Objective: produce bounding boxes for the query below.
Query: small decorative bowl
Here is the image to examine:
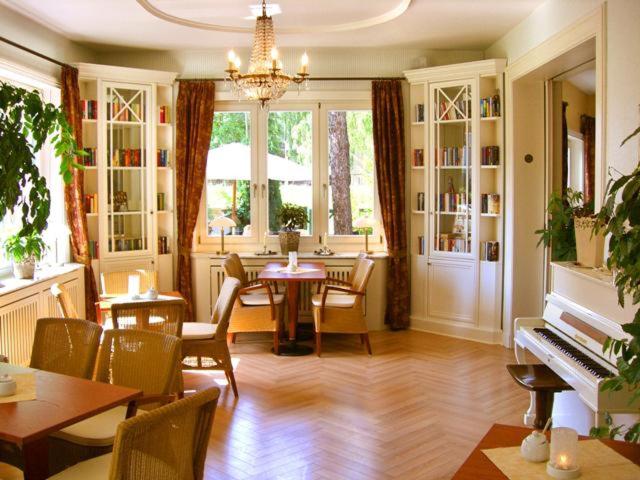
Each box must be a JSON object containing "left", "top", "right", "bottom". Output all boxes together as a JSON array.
[{"left": 0, "top": 374, "right": 17, "bottom": 397}]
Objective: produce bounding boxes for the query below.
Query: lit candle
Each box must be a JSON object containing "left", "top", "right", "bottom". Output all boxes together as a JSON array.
[
  {"left": 227, "top": 50, "right": 236, "bottom": 71},
  {"left": 547, "top": 427, "right": 580, "bottom": 478},
  {"left": 323, "top": 232, "right": 327, "bottom": 248},
  {"left": 271, "top": 47, "right": 279, "bottom": 70},
  {"left": 300, "top": 52, "right": 309, "bottom": 74}
]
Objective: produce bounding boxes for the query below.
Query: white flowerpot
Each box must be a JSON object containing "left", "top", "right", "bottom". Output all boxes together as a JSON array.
[
  {"left": 574, "top": 217, "right": 604, "bottom": 268},
  {"left": 13, "top": 257, "right": 36, "bottom": 279}
]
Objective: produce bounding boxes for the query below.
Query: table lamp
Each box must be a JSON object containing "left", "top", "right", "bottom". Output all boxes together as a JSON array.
[
  {"left": 208, "top": 216, "right": 236, "bottom": 255},
  {"left": 353, "top": 217, "right": 375, "bottom": 254}
]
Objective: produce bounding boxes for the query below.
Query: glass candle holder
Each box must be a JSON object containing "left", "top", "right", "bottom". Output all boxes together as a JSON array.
[{"left": 547, "top": 427, "right": 581, "bottom": 479}]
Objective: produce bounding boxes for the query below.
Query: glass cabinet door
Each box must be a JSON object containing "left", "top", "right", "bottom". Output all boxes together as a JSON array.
[
  {"left": 103, "top": 84, "right": 151, "bottom": 255},
  {"left": 431, "top": 83, "right": 472, "bottom": 255}
]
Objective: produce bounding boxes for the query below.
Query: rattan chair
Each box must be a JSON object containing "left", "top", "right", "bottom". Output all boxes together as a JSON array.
[
  {"left": 49, "top": 387, "right": 220, "bottom": 480},
  {"left": 100, "top": 269, "right": 158, "bottom": 297},
  {"left": 48, "top": 329, "right": 182, "bottom": 474},
  {"left": 317, "top": 252, "right": 368, "bottom": 295},
  {"left": 51, "top": 283, "right": 80, "bottom": 318},
  {"left": 223, "top": 254, "right": 284, "bottom": 354},
  {"left": 311, "top": 258, "right": 375, "bottom": 357},
  {"left": 110, "top": 298, "right": 186, "bottom": 337},
  {"left": 182, "top": 277, "right": 241, "bottom": 397},
  {"left": 30, "top": 318, "right": 103, "bottom": 379}
]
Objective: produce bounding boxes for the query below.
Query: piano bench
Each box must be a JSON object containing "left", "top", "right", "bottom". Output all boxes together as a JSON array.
[{"left": 506, "top": 364, "right": 573, "bottom": 429}]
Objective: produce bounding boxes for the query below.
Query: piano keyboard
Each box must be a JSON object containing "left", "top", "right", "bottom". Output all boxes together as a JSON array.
[{"left": 533, "top": 328, "right": 614, "bottom": 379}]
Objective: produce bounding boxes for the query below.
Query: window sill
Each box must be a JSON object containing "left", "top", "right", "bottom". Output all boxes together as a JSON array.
[
  {"left": 0, "top": 263, "right": 84, "bottom": 298},
  {"left": 190, "top": 251, "right": 389, "bottom": 260}
]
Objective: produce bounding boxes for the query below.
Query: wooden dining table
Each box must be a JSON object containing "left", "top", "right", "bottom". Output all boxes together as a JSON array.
[
  {"left": 95, "top": 290, "right": 184, "bottom": 325},
  {"left": 0, "top": 363, "right": 142, "bottom": 480},
  {"left": 259, "top": 262, "right": 326, "bottom": 356}
]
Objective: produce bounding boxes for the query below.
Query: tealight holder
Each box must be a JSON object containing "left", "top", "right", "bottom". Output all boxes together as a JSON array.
[{"left": 547, "top": 427, "right": 581, "bottom": 479}]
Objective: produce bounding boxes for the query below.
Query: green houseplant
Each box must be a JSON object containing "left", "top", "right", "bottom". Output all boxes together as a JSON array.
[
  {"left": 277, "top": 203, "right": 308, "bottom": 254},
  {"left": 589, "top": 126, "right": 640, "bottom": 443},
  {"left": 3, "top": 231, "right": 46, "bottom": 279}
]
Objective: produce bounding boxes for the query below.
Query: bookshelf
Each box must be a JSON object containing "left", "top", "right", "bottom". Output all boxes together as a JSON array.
[
  {"left": 404, "top": 59, "right": 506, "bottom": 344},
  {"left": 78, "top": 64, "right": 177, "bottom": 292}
]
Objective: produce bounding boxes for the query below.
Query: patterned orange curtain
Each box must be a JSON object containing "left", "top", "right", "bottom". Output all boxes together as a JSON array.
[
  {"left": 175, "top": 80, "right": 216, "bottom": 321},
  {"left": 581, "top": 114, "right": 596, "bottom": 206},
  {"left": 372, "top": 80, "right": 410, "bottom": 329},
  {"left": 60, "top": 65, "right": 99, "bottom": 322}
]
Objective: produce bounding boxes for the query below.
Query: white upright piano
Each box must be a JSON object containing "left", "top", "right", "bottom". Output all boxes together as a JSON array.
[{"left": 514, "top": 262, "right": 637, "bottom": 433}]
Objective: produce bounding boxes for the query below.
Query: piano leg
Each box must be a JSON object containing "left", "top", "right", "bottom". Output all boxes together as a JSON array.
[{"left": 514, "top": 341, "right": 537, "bottom": 427}]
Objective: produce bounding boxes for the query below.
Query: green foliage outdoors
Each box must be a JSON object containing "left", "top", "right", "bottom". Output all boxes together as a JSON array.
[
  {"left": 211, "top": 112, "right": 249, "bottom": 149},
  {"left": 3, "top": 230, "right": 46, "bottom": 263},
  {"left": 589, "top": 126, "right": 640, "bottom": 443},
  {"left": 0, "top": 81, "right": 83, "bottom": 236},
  {"left": 267, "top": 111, "right": 312, "bottom": 165},
  {"left": 277, "top": 203, "right": 308, "bottom": 231}
]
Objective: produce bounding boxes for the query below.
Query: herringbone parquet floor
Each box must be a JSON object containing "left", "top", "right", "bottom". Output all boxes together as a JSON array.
[{"left": 184, "top": 330, "right": 530, "bottom": 480}]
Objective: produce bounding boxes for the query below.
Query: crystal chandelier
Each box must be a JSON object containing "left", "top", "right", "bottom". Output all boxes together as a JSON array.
[{"left": 226, "top": 0, "right": 309, "bottom": 107}]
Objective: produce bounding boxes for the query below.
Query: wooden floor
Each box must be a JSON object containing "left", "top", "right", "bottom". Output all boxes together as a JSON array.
[{"left": 185, "top": 330, "right": 530, "bottom": 480}]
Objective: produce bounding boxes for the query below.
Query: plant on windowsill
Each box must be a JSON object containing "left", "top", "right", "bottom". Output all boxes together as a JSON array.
[
  {"left": 536, "top": 188, "right": 603, "bottom": 267},
  {"left": 277, "top": 203, "right": 308, "bottom": 254},
  {"left": 3, "top": 231, "right": 46, "bottom": 279},
  {"left": 590, "top": 125, "right": 640, "bottom": 443}
]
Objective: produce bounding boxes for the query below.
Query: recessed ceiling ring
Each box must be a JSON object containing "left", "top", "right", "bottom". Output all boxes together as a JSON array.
[{"left": 136, "top": 0, "right": 412, "bottom": 34}]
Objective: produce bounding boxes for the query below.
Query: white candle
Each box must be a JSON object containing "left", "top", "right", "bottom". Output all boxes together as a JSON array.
[
  {"left": 323, "top": 232, "right": 328, "bottom": 248},
  {"left": 263, "top": 231, "right": 267, "bottom": 249},
  {"left": 300, "top": 52, "right": 309, "bottom": 74},
  {"left": 227, "top": 50, "right": 236, "bottom": 71}
]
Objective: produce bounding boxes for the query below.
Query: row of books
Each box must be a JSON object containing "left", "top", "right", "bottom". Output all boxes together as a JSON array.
[
  {"left": 82, "top": 100, "right": 98, "bottom": 120},
  {"left": 437, "top": 146, "right": 470, "bottom": 166},
  {"left": 110, "top": 237, "right": 146, "bottom": 252},
  {"left": 416, "top": 192, "right": 425, "bottom": 211},
  {"left": 437, "top": 193, "right": 468, "bottom": 212},
  {"left": 157, "top": 149, "right": 170, "bottom": 167},
  {"left": 481, "top": 146, "right": 500, "bottom": 166},
  {"left": 158, "top": 236, "right": 170, "bottom": 255},
  {"left": 436, "top": 98, "right": 470, "bottom": 121},
  {"left": 417, "top": 236, "right": 425, "bottom": 255},
  {"left": 415, "top": 104, "right": 425, "bottom": 123},
  {"left": 107, "top": 101, "right": 143, "bottom": 121},
  {"left": 413, "top": 149, "right": 424, "bottom": 167},
  {"left": 159, "top": 105, "right": 170, "bottom": 124},
  {"left": 480, "top": 95, "right": 500, "bottom": 118},
  {"left": 110, "top": 148, "right": 145, "bottom": 167},
  {"left": 84, "top": 194, "right": 98, "bottom": 214},
  {"left": 437, "top": 234, "right": 469, "bottom": 253},
  {"left": 480, "top": 194, "right": 501, "bottom": 215},
  {"left": 83, "top": 148, "right": 97, "bottom": 166},
  {"left": 481, "top": 241, "right": 500, "bottom": 262},
  {"left": 157, "top": 193, "right": 166, "bottom": 211},
  {"left": 89, "top": 240, "right": 99, "bottom": 259}
]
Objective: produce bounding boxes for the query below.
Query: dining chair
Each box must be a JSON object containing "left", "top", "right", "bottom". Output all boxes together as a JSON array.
[
  {"left": 30, "top": 318, "right": 103, "bottom": 379},
  {"left": 222, "top": 254, "right": 285, "bottom": 354},
  {"left": 110, "top": 298, "right": 186, "bottom": 337},
  {"left": 51, "top": 283, "right": 80, "bottom": 318},
  {"left": 49, "top": 387, "right": 220, "bottom": 480},
  {"left": 317, "top": 252, "right": 368, "bottom": 295},
  {"left": 100, "top": 269, "right": 158, "bottom": 297},
  {"left": 48, "top": 329, "right": 182, "bottom": 474},
  {"left": 182, "top": 277, "right": 241, "bottom": 397},
  {"left": 311, "top": 258, "right": 375, "bottom": 357}
]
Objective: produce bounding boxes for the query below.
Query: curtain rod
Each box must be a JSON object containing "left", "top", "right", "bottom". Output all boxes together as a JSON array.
[
  {"left": 177, "top": 76, "right": 406, "bottom": 82},
  {"left": 0, "top": 36, "right": 69, "bottom": 69}
]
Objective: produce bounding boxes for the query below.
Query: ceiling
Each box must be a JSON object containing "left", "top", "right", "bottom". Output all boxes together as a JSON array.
[
  {"left": 2, "top": 0, "right": 545, "bottom": 51},
  {"left": 566, "top": 69, "right": 596, "bottom": 95}
]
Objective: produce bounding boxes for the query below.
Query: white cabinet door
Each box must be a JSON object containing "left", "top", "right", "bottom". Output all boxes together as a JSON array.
[
  {"left": 0, "top": 293, "right": 40, "bottom": 366},
  {"left": 427, "top": 259, "right": 476, "bottom": 324}
]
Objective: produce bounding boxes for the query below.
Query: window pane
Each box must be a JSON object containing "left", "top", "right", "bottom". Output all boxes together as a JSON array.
[
  {"left": 267, "top": 111, "right": 313, "bottom": 235},
  {"left": 328, "top": 110, "right": 374, "bottom": 235},
  {"left": 206, "top": 111, "right": 251, "bottom": 237}
]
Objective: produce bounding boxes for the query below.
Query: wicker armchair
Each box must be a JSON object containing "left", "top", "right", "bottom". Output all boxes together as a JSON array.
[
  {"left": 49, "top": 387, "right": 220, "bottom": 480},
  {"left": 311, "top": 258, "right": 375, "bottom": 357},
  {"left": 100, "top": 269, "right": 158, "bottom": 297},
  {"left": 317, "top": 252, "right": 368, "bottom": 295},
  {"left": 48, "top": 329, "right": 182, "bottom": 474},
  {"left": 30, "top": 318, "right": 103, "bottom": 379},
  {"left": 51, "top": 283, "right": 80, "bottom": 318},
  {"left": 182, "top": 277, "right": 241, "bottom": 397},
  {"left": 110, "top": 298, "right": 186, "bottom": 337},
  {"left": 223, "top": 254, "right": 284, "bottom": 354}
]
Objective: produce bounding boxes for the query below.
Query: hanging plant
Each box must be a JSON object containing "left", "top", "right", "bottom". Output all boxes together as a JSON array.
[{"left": 0, "top": 81, "right": 83, "bottom": 235}]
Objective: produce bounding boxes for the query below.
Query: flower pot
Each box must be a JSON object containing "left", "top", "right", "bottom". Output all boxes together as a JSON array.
[
  {"left": 574, "top": 217, "right": 604, "bottom": 268},
  {"left": 13, "top": 257, "right": 36, "bottom": 279},
  {"left": 278, "top": 231, "right": 300, "bottom": 254}
]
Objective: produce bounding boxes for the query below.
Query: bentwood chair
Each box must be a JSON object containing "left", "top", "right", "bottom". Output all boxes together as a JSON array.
[
  {"left": 182, "top": 277, "right": 241, "bottom": 397},
  {"left": 100, "top": 269, "right": 158, "bottom": 297},
  {"left": 50, "top": 387, "right": 220, "bottom": 480},
  {"left": 317, "top": 252, "right": 368, "bottom": 295},
  {"left": 30, "top": 318, "right": 103, "bottom": 379},
  {"left": 49, "top": 329, "right": 182, "bottom": 474},
  {"left": 51, "top": 283, "right": 80, "bottom": 318},
  {"left": 311, "top": 258, "right": 375, "bottom": 357},
  {"left": 223, "top": 254, "right": 285, "bottom": 354}
]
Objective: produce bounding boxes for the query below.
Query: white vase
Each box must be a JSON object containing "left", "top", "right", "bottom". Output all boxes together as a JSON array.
[
  {"left": 574, "top": 216, "right": 604, "bottom": 268},
  {"left": 13, "top": 257, "right": 36, "bottom": 279}
]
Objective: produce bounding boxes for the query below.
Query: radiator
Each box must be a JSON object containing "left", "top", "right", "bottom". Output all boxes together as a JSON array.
[{"left": 0, "top": 294, "right": 40, "bottom": 366}]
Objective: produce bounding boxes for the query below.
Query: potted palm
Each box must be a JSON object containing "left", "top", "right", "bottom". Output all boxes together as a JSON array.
[
  {"left": 4, "top": 231, "right": 46, "bottom": 279},
  {"left": 277, "top": 203, "right": 308, "bottom": 254}
]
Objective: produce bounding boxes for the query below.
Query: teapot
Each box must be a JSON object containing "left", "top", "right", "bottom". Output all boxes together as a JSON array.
[{"left": 520, "top": 430, "right": 550, "bottom": 463}]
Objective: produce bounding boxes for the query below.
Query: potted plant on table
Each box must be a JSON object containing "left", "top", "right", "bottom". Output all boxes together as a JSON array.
[
  {"left": 277, "top": 203, "right": 308, "bottom": 254},
  {"left": 3, "top": 231, "right": 46, "bottom": 279}
]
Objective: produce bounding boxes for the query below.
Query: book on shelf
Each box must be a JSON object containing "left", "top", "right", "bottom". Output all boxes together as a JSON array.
[
  {"left": 437, "top": 146, "right": 470, "bottom": 166},
  {"left": 84, "top": 193, "right": 98, "bottom": 214},
  {"left": 81, "top": 100, "right": 98, "bottom": 120},
  {"left": 480, "top": 94, "right": 500, "bottom": 118},
  {"left": 82, "top": 147, "right": 97, "bottom": 166},
  {"left": 416, "top": 192, "right": 425, "bottom": 211},
  {"left": 481, "top": 241, "right": 500, "bottom": 261},
  {"left": 415, "top": 104, "right": 424, "bottom": 123},
  {"left": 481, "top": 193, "right": 500, "bottom": 214},
  {"left": 481, "top": 146, "right": 500, "bottom": 166},
  {"left": 89, "top": 240, "right": 99, "bottom": 260},
  {"left": 109, "top": 148, "right": 144, "bottom": 167},
  {"left": 437, "top": 193, "right": 467, "bottom": 213},
  {"left": 413, "top": 148, "right": 424, "bottom": 167},
  {"left": 157, "top": 193, "right": 165, "bottom": 211},
  {"left": 109, "top": 237, "right": 145, "bottom": 252},
  {"left": 107, "top": 100, "right": 143, "bottom": 121},
  {"left": 437, "top": 233, "right": 469, "bottom": 253},
  {"left": 158, "top": 236, "right": 169, "bottom": 254},
  {"left": 417, "top": 235, "right": 425, "bottom": 255},
  {"left": 157, "top": 149, "right": 169, "bottom": 167},
  {"left": 159, "top": 105, "right": 170, "bottom": 124},
  {"left": 435, "top": 95, "right": 469, "bottom": 121}
]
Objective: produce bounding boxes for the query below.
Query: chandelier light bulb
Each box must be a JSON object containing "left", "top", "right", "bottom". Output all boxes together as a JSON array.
[
  {"left": 227, "top": 50, "right": 236, "bottom": 71},
  {"left": 271, "top": 47, "right": 279, "bottom": 60},
  {"left": 300, "top": 52, "right": 309, "bottom": 74}
]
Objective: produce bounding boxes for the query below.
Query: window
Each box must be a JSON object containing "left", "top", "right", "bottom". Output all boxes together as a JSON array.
[{"left": 327, "top": 110, "right": 374, "bottom": 235}]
